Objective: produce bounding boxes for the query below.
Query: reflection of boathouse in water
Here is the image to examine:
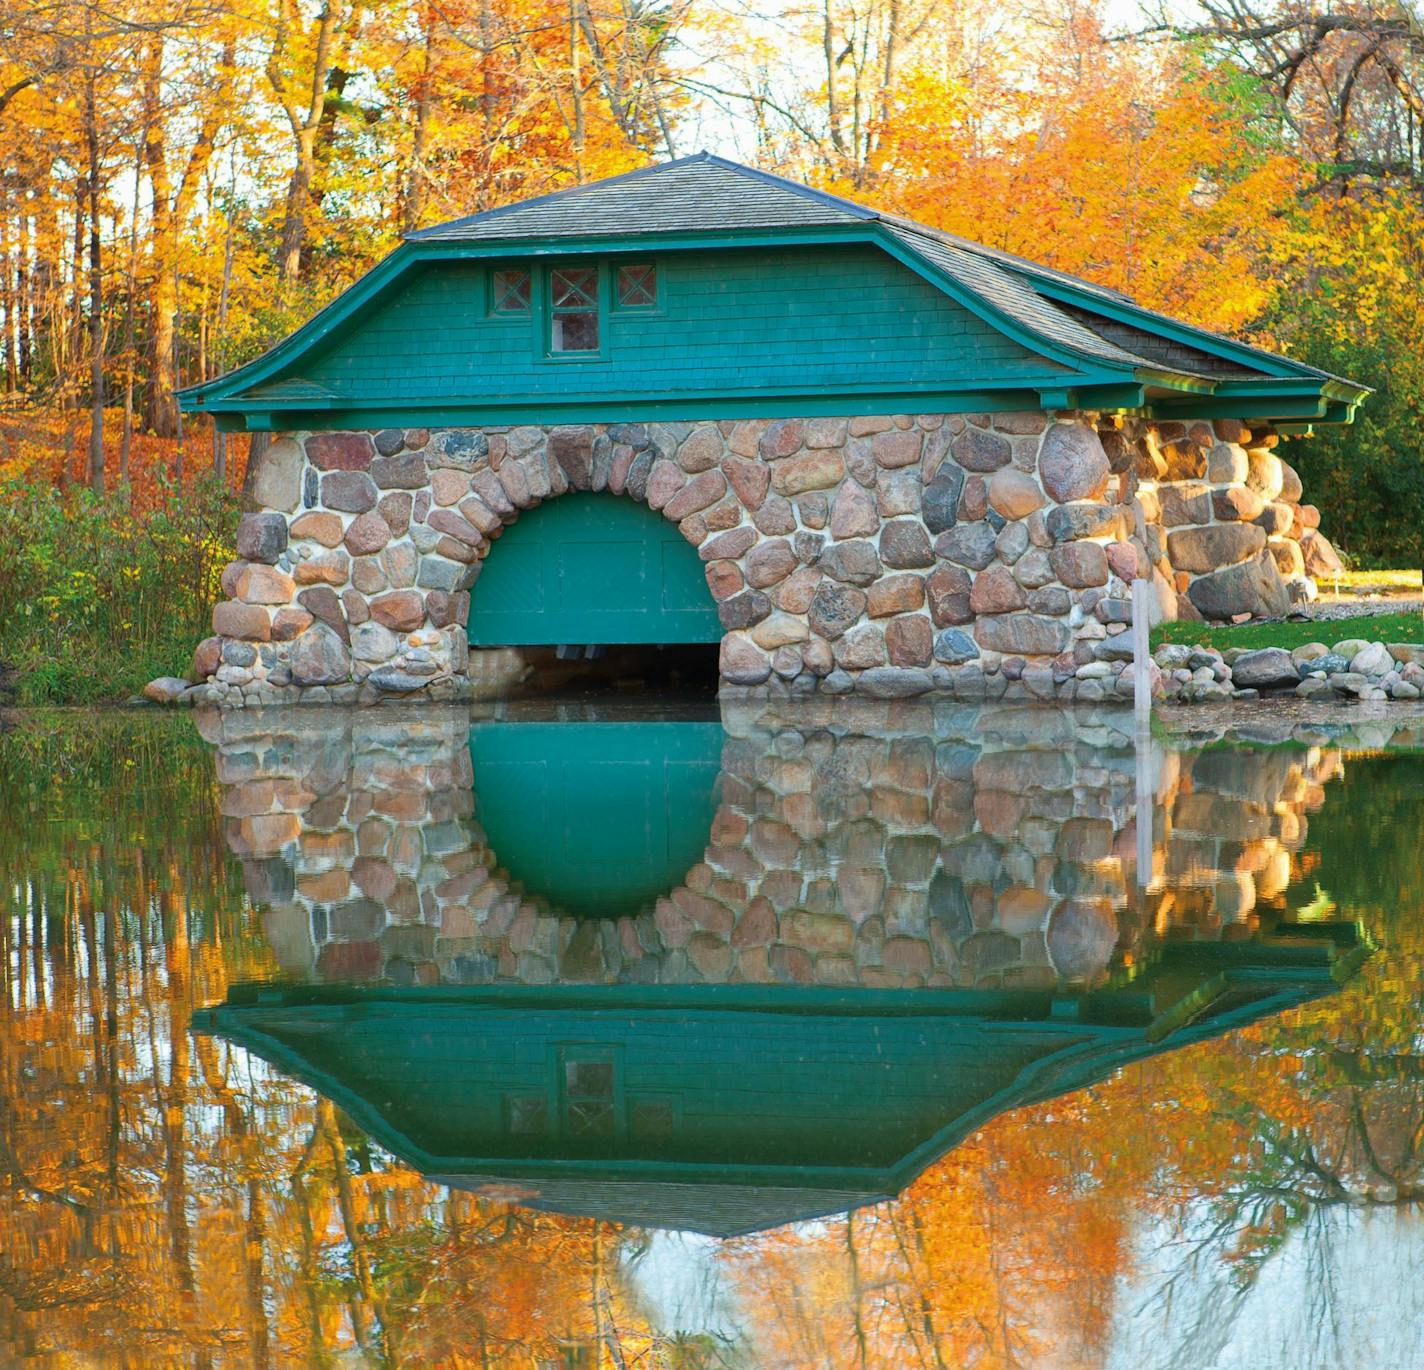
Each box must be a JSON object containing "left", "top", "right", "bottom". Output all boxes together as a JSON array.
[{"left": 197, "top": 703, "right": 1370, "bottom": 1236}]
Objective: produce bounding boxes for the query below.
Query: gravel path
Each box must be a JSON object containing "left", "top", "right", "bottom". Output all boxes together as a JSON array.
[{"left": 1294, "top": 599, "right": 1423, "bottom": 624}]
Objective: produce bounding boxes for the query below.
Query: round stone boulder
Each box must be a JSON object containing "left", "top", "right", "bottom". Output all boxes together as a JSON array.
[
  {"left": 1038, "top": 423, "right": 1109, "bottom": 503},
  {"left": 235, "top": 512, "right": 289, "bottom": 564},
  {"left": 289, "top": 622, "right": 352, "bottom": 685},
  {"left": 988, "top": 466, "right": 1045, "bottom": 519},
  {"left": 1166, "top": 522, "right": 1266, "bottom": 574},
  {"left": 1185, "top": 549, "right": 1290, "bottom": 620},
  {"left": 142, "top": 676, "right": 191, "bottom": 704},
  {"left": 720, "top": 632, "right": 772, "bottom": 684},
  {"left": 1230, "top": 647, "right": 1298, "bottom": 690}
]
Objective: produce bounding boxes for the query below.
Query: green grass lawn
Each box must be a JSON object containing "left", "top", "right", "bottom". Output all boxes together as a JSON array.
[{"left": 1151, "top": 609, "right": 1424, "bottom": 653}]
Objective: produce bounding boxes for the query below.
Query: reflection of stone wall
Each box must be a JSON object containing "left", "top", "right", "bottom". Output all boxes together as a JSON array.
[
  {"left": 192, "top": 409, "right": 1338, "bottom": 706},
  {"left": 204, "top": 702, "right": 1345, "bottom": 995}
]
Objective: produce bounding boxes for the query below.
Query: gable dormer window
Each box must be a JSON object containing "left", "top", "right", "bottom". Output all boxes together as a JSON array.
[
  {"left": 549, "top": 265, "right": 600, "bottom": 353},
  {"left": 492, "top": 267, "right": 531, "bottom": 314},
  {"left": 616, "top": 263, "right": 657, "bottom": 308}
]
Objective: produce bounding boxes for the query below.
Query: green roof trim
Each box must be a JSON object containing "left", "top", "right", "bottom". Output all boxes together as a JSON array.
[{"left": 179, "top": 154, "right": 1368, "bottom": 430}]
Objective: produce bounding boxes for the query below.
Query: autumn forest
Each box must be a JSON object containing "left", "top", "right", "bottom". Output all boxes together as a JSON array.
[
  {"left": 4, "top": 0, "right": 1424, "bottom": 508},
  {"left": 1, "top": 0, "right": 1423, "bottom": 701}
]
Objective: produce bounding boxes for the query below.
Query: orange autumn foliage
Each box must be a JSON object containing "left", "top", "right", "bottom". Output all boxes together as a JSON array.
[{"left": 831, "top": 11, "right": 1300, "bottom": 334}]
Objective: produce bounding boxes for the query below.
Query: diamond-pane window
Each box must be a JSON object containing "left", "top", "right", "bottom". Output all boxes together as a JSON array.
[
  {"left": 549, "top": 266, "right": 600, "bottom": 352},
  {"left": 632, "top": 1100, "right": 674, "bottom": 1138},
  {"left": 616, "top": 264, "right": 657, "bottom": 308},
  {"left": 493, "top": 268, "right": 531, "bottom": 314},
  {"left": 566, "top": 1101, "right": 615, "bottom": 1137},
  {"left": 551, "top": 267, "right": 597, "bottom": 308}
]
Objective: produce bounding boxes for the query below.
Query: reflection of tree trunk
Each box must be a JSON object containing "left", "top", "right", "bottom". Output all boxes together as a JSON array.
[
  {"left": 163, "top": 886, "right": 196, "bottom": 1300},
  {"left": 246, "top": 1178, "right": 273, "bottom": 1368},
  {"left": 846, "top": 1211, "right": 869, "bottom": 1369},
  {"left": 319, "top": 1099, "right": 376, "bottom": 1352},
  {"left": 890, "top": 1207, "right": 948, "bottom": 1369},
  {"left": 293, "top": 1155, "right": 332, "bottom": 1365}
]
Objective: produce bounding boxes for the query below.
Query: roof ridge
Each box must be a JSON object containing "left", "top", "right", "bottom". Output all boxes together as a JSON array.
[
  {"left": 695, "top": 153, "right": 877, "bottom": 221},
  {"left": 407, "top": 152, "right": 873, "bottom": 242},
  {"left": 405, "top": 154, "right": 711, "bottom": 241}
]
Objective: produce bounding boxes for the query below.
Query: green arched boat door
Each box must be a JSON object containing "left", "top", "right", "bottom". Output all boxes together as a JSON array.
[{"left": 467, "top": 493, "right": 722, "bottom": 646}]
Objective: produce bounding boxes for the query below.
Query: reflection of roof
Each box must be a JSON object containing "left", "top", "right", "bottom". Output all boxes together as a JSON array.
[
  {"left": 178, "top": 153, "right": 1367, "bottom": 426},
  {"left": 194, "top": 924, "right": 1368, "bottom": 1238}
]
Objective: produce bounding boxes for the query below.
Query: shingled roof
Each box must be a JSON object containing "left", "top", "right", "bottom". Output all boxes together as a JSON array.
[
  {"left": 179, "top": 152, "right": 1367, "bottom": 428},
  {"left": 408, "top": 153, "right": 1348, "bottom": 387}
]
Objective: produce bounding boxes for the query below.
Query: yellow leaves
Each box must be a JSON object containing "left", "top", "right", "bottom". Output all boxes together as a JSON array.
[{"left": 814, "top": 10, "right": 1304, "bottom": 335}]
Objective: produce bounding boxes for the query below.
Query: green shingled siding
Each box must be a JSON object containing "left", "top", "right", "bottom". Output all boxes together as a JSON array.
[
  {"left": 298, "top": 244, "right": 1052, "bottom": 402},
  {"left": 258, "top": 1005, "right": 1082, "bottom": 1168}
]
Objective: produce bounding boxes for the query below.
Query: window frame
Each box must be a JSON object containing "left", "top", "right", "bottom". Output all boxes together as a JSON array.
[
  {"left": 613, "top": 261, "right": 659, "bottom": 312},
  {"left": 490, "top": 265, "right": 533, "bottom": 317},
  {"left": 554, "top": 1044, "right": 625, "bottom": 1141},
  {"left": 543, "top": 261, "right": 609, "bottom": 361}
]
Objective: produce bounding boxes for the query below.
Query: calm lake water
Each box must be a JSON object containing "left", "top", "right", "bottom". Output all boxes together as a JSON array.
[{"left": 2, "top": 697, "right": 1423, "bottom": 1368}]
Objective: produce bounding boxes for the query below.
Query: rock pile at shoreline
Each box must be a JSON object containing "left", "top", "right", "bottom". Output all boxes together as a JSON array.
[{"left": 1156, "top": 638, "right": 1424, "bottom": 703}]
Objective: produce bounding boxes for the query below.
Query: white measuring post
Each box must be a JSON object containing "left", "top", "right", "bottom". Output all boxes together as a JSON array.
[{"left": 1131, "top": 577, "right": 1153, "bottom": 728}]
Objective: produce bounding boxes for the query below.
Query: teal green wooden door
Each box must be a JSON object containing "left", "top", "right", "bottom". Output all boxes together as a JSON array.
[
  {"left": 467, "top": 493, "right": 721, "bottom": 646},
  {"left": 469, "top": 720, "right": 722, "bottom": 917}
]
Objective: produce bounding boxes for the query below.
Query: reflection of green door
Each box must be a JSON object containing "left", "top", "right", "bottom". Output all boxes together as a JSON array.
[
  {"left": 467, "top": 493, "right": 722, "bottom": 646},
  {"left": 469, "top": 721, "right": 722, "bottom": 917}
]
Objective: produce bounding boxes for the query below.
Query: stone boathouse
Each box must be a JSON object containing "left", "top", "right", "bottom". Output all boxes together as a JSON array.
[{"left": 179, "top": 155, "right": 1367, "bottom": 703}]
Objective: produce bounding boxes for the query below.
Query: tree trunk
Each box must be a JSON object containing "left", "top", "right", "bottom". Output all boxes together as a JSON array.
[
  {"left": 172, "top": 263, "right": 184, "bottom": 482},
  {"left": 213, "top": 173, "right": 236, "bottom": 485},
  {"left": 271, "top": 2, "right": 341, "bottom": 286},
  {"left": 570, "top": 0, "right": 585, "bottom": 179},
  {"left": 17, "top": 204, "right": 31, "bottom": 381},
  {"left": 120, "top": 143, "right": 142, "bottom": 488},
  {"left": 69, "top": 178, "right": 86, "bottom": 419},
  {"left": 140, "top": 34, "right": 229, "bottom": 437},
  {"left": 1, "top": 190, "right": 10, "bottom": 392},
  {"left": 85, "top": 70, "right": 105, "bottom": 493},
  {"left": 403, "top": 9, "right": 436, "bottom": 233},
  {"left": 241, "top": 430, "right": 270, "bottom": 510}
]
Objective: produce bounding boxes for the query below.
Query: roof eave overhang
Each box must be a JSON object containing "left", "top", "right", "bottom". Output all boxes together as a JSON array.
[
  {"left": 1028, "top": 277, "right": 1370, "bottom": 404},
  {"left": 1144, "top": 375, "right": 1368, "bottom": 425}
]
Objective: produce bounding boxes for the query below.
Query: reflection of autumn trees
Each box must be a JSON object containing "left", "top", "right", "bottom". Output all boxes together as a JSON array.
[
  {"left": 2, "top": 712, "right": 1422, "bottom": 1366},
  {"left": 722, "top": 744, "right": 1424, "bottom": 1368},
  {"left": 0, "top": 714, "right": 706, "bottom": 1366}
]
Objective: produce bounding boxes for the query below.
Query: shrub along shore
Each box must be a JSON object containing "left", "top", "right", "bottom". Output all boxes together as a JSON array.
[{"left": 0, "top": 477, "right": 237, "bottom": 705}]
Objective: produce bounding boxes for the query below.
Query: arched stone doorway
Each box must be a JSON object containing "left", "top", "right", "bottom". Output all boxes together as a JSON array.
[{"left": 468, "top": 492, "right": 721, "bottom": 649}]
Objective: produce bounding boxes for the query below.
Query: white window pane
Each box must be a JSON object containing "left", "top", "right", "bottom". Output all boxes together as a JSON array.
[{"left": 552, "top": 311, "right": 599, "bottom": 352}]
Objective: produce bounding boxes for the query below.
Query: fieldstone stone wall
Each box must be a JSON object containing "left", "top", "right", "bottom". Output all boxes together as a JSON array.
[
  {"left": 191, "top": 411, "right": 1341, "bottom": 705},
  {"left": 1122, "top": 416, "right": 1341, "bottom": 621},
  {"left": 203, "top": 700, "right": 1348, "bottom": 993}
]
